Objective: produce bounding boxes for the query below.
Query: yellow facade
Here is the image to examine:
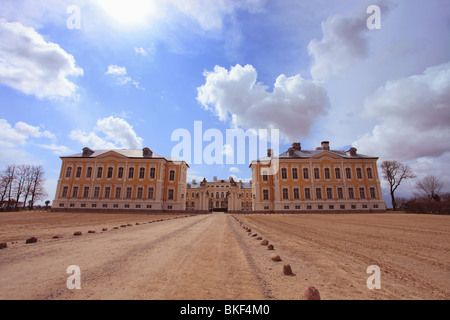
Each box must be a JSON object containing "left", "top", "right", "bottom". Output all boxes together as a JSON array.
[
  {"left": 53, "top": 147, "right": 188, "bottom": 212},
  {"left": 250, "top": 142, "right": 386, "bottom": 212},
  {"left": 185, "top": 177, "right": 252, "bottom": 213}
]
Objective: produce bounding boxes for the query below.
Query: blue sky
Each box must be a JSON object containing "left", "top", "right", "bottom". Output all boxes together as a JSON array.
[{"left": 0, "top": 0, "right": 449, "bottom": 205}]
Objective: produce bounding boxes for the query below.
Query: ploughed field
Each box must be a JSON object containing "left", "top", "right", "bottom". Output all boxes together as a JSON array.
[{"left": 0, "top": 211, "right": 448, "bottom": 300}]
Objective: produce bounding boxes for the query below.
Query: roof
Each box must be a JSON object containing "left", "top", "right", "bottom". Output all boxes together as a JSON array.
[
  {"left": 250, "top": 144, "right": 378, "bottom": 166},
  {"left": 61, "top": 148, "right": 188, "bottom": 165}
]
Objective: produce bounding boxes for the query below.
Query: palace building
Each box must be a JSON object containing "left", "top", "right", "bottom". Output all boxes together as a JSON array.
[
  {"left": 250, "top": 142, "right": 386, "bottom": 213},
  {"left": 52, "top": 147, "right": 188, "bottom": 212},
  {"left": 53, "top": 141, "right": 386, "bottom": 213},
  {"left": 185, "top": 176, "right": 252, "bottom": 213}
]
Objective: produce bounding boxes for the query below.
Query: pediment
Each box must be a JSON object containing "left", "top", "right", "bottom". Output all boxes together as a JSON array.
[
  {"left": 95, "top": 150, "right": 128, "bottom": 159},
  {"left": 309, "top": 151, "right": 344, "bottom": 160}
]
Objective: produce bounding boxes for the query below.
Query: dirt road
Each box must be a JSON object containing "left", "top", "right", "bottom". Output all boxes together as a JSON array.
[
  {"left": 0, "top": 213, "right": 265, "bottom": 300},
  {"left": 1, "top": 212, "right": 449, "bottom": 300}
]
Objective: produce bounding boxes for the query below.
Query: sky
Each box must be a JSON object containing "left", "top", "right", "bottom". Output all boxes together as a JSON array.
[{"left": 0, "top": 0, "right": 449, "bottom": 206}]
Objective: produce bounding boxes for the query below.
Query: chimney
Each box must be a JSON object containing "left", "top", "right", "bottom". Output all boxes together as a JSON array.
[
  {"left": 321, "top": 141, "right": 330, "bottom": 150},
  {"left": 347, "top": 147, "right": 357, "bottom": 157},
  {"left": 213, "top": 176, "right": 218, "bottom": 182},
  {"left": 82, "top": 147, "right": 94, "bottom": 157},
  {"left": 267, "top": 149, "right": 273, "bottom": 157},
  {"left": 292, "top": 142, "right": 301, "bottom": 151},
  {"left": 192, "top": 179, "right": 197, "bottom": 185}
]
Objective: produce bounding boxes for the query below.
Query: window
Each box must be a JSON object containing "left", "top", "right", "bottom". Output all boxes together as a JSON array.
[
  {"left": 126, "top": 187, "right": 132, "bottom": 199},
  {"left": 284, "top": 205, "right": 290, "bottom": 210},
  {"left": 76, "top": 167, "right": 82, "bottom": 178},
  {"left": 326, "top": 188, "right": 333, "bottom": 199},
  {"left": 314, "top": 168, "right": 320, "bottom": 179},
  {"left": 168, "top": 189, "right": 174, "bottom": 200},
  {"left": 340, "top": 205, "right": 345, "bottom": 210},
  {"left": 263, "top": 189, "right": 269, "bottom": 200},
  {"left": 104, "top": 187, "right": 111, "bottom": 199},
  {"left": 281, "top": 168, "right": 287, "bottom": 179},
  {"left": 148, "top": 187, "right": 154, "bottom": 200},
  {"left": 335, "top": 168, "right": 341, "bottom": 179},
  {"left": 305, "top": 188, "right": 311, "bottom": 199},
  {"left": 137, "top": 187, "right": 143, "bottom": 199},
  {"left": 107, "top": 167, "right": 113, "bottom": 178},
  {"left": 92, "top": 204, "right": 97, "bottom": 208},
  {"left": 83, "top": 187, "right": 89, "bottom": 198},
  {"left": 115, "top": 187, "right": 121, "bottom": 199},
  {"left": 293, "top": 188, "right": 300, "bottom": 199},
  {"left": 169, "top": 170, "right": 175, "bottom": 181},
  {"left": 345, "top": 168, "right": 352, "bottom": 179},
  {"left": 65, "top": 167, "right": 72, "bottom": 178},
  {"left": 118, "top": 167, "right": 124, "bottom": 179},
  {"left": 93, "top": 187, "right": 100, "bottom": 199},
  {"left": 292, "top": 168, "right": 298, "bottom": 179},
  {"left": 221, "top": 192, "right": 224, "bottom": 198},
  {"left": 318, "top": 205, "right": 323, "bottom": 210},
  {"left": 367, "top": 168, "right": 373, "bottom": 179},
  {"left": 62, "top": 186, "right": 68, "bottom": 198},
  {"left": 337, "top": 187, "right": 343, "bottom": 199},
  {"left": 303, "top": 168, "right": 309, "bottom": 179},
  {"left": 370, "top": 187, "right": 376, "bottom": 199},
  {"left": 324, "top": 168, "right": 331, "bottom": 179},
  {"left": 356, "top": 168, "right": 363, "bottom": 179},
  {"left": 86, "top": 167, "right": 92, "bottom": 178},
  {"left": 97, "top": 167, "right": 103, "bottom": 178},
  {"left": 150, "top": 167, "right": 156, "bottom": 179},
  {"left": 329, "top": 205, "right": 334, "bottom": 210},
  {"left": 348, "top": 188, "right": 355, "bottom": 199},
  {"left": 262, "top": 170, "right": 268, "bottom": 181},
  {"left": 282, "top": 188, "right": 289, "bottom": 200},
  {"left": 295, "top": 205, "right": 300, "bottom": 210},
  {"left": 72, "top": 186, "right": 79, "bottom": 198},
  {"left": 139, "top": 168, "right": 145, "bottom": 179},
  {"left": 359, "top": 187, "right": 366, "bottom": 199},
  {"left": 316, "top": 188, "right": 322, "bottom": 199},
  {"left": 128, "top": 167, "right": 134, "bottom": 179}
]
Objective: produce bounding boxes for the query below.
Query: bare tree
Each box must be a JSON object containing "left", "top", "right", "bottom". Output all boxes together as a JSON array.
[
  {"left": 381, "top": 160, "right": 416, "bottom": 210},
  {"left": 0, "top": 165, "right": 16, "bottom": 211},
  {"left": 415, "top": 175, "right": 444, "bottom": 201},
  {"left": 29, "top": 165, "right": 47, "bottom": 210}
]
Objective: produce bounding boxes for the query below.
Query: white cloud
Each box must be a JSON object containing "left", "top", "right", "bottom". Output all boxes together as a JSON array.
[
  {"left": 105, "top": 64, "right": 143, "bottom": 90},
  {"left": 69, "top": 116, "right": 144, "bottom": 150},
  {"left": 229, "top": 167, "right": 240, "bottom": 173},
  {"left": 105, "top": 65, "right": 127, "bottom": 76},
  {"left": 134, "top": 47, "right": 148, "bottom": 57},
  {"left": 353, "top": 61, "right": 450, "bottom": 162},
  {"left": 0, "top": 19, "right": 83, "bottom": 100},
  {"left": 308, "top": 12, "right": 369, "bottom": 81},
  {"left": 197, "top": 64, "right": 329, "bottom": 141}
]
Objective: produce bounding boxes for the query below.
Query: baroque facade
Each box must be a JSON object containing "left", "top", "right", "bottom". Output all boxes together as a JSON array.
[
  {"left": 53, "top": 141, "right": 386, "bottom": 213},
  {"left": 52, "top": 147, "right": 188, "bottom": 212},
  {"left": 250, "top": 142, "right": 386, "bottom": 213}
]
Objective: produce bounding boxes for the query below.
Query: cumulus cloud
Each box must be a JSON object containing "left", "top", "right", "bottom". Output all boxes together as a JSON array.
[
  {"left": 0, "top": 19, "right": 83, "bottom": 100},
  {"left": 353, "top": 61, "right": 450, "bottom": 161},
  {"left": 0, "top": 119, "right": 69, "bottom": 162},
  {"left": 105, "top": 64, "right": 143, "bottom": 90},
  {"left": 308, "top": 13, "right": 369, "bottom": 81},
  {"left": 69, "top": 116, "right": 144, "bottom": 150},
  {"left": 197, "top": 64, "right": 329, "bottom": 141}
]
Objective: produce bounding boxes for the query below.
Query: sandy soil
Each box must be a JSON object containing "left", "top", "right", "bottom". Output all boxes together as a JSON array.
[{"left": 0, "top": 211, "right": 449, "bottom": 300}]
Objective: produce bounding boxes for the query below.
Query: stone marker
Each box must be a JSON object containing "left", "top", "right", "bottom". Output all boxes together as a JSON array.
[
  {"left": 88, "top": 230, "right": 96, "bottom": 234},
  {"left": 260, "top": 239, "right": 269, "bottom": 245},
  {"left": 26, "top": 237, "right": 38, "bottom": 244},
  {"left": 102, "top": 228, "right": 108, "bottom": 232},
  {"left": 267, "top": 244, "right": 274, "bottom": 250},
  {"left": 52, "top": 235, "right": 63, "bottom": 239},
  {"left": 304, "top": 286, "right": 321, "bottom": 300},
  {"left": 0, "top": 242, "right": 7, "bottom": 249},
  {"left": 283, "top": 264, "right": 294, "bottom": 276},
  {"left": 271, "top": 254, "right": 282, "bottom": 261},
  {"left": 74, "top": 231, "right": 82, "bottom": 236}
]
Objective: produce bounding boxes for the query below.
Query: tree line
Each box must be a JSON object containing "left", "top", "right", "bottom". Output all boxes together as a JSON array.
[
  {"left": 0, "top": 164, "right": 48, "bottom": 212},
  {"left": 381, "top": 160, "right": 448, "bottom": 214}
]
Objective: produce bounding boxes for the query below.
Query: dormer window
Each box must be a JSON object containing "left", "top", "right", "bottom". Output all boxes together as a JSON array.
[{"left": 82, "top": 147, "right": 94, "bottom": 157}]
